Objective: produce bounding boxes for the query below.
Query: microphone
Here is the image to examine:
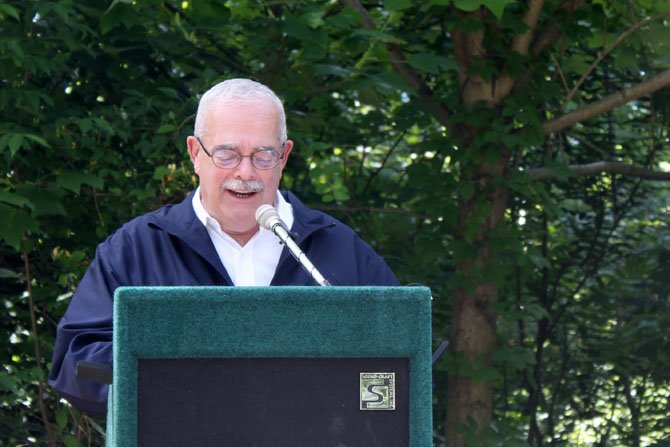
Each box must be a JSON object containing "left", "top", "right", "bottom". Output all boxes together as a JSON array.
[{"left": 256, "top": 204, "right": 331, "bottom": 287}]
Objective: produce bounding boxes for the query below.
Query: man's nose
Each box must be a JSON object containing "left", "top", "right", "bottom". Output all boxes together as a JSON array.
[{"left": 233, "top": 155, "right": 256, "bottom": 177}]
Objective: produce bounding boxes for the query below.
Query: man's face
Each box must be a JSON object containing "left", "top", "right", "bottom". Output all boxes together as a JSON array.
[{"left": 187, "top": 99, "right": 293, "bottom": 237}]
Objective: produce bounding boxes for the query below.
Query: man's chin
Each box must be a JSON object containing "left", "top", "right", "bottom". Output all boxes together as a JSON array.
[{"left": 217, "top": 204, "right": 262, "bottom": 228}]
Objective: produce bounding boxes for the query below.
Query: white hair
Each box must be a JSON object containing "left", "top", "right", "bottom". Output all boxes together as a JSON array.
[{"left": 193, "top": 78, "right": 287, "bottom": 142}]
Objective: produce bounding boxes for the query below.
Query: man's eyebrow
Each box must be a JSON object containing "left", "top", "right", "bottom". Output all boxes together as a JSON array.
[
  {"left": 211, "top": 143, "right": 278, "bottom": 152},
  {"left": 255, "top": 145, "right": 279, "bottom": 151},
  {"left": 211, "top": 143, "right": 237, "bottom": 152}
]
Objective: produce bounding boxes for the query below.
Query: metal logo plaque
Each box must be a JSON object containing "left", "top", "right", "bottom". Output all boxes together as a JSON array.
[{"left": 360, "top": 372, "right": 395, "bottom": 410}]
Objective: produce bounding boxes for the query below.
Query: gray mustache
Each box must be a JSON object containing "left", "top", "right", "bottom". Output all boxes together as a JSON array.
[{"left": 221, "top": 179, "right": 264, "bottom": 193}]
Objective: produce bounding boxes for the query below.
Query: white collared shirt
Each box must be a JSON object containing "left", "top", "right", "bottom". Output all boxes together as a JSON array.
[{"left": 192, "top": 187, "right": 294, "bottom": 286}]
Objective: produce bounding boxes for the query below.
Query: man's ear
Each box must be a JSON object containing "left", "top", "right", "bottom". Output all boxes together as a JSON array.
[
  {"left": 280, "top": 140, "right": 294, "bottom": 169},
  {"left": 186, "top": 136, "right": 201, "bottom": 173}
]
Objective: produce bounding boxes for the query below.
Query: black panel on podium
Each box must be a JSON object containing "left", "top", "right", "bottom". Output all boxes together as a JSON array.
[{"left": 138, "top": 358, "right": 408, "bottom": 446}]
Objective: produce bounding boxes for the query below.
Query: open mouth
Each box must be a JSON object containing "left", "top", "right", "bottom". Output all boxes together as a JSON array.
[{"left": 228, "top": 190, "right": 257, "bottom": 199}]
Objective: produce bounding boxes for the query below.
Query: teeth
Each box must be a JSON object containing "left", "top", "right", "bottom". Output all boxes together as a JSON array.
[{"left": 231, "top": 191, "right": 254, "bottom": 198}]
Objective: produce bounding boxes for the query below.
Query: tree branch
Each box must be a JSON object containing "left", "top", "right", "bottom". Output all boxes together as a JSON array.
[
  {"left": 342, "top": 0, "right": 452, "bottom": 127},
  {"left": 513, "top": 0, "right": 545, "bottom": 55},
  {"left": 494, "top": 0, "right": 545, "bottom": 102},
  {"left": 512, "top": 0, "right": 586, "bottom": 97},
  {"left": 453, "top": 21, "right": 470, "bottom": 87},
  {"left": 22, "top": 251, "right": 56, "bottom": 446},
  {"left": 361, "top": 130, "right": 406, "bottom": 195},
  {"left": 566, "top": 11, "right": 670, "bottom": 102},
  {"left": 529, "top": 0, "right": 586, "bottom": 54},
  {"left": 543, "top": 69, "right": 670, "bottom": 135},
  {"left": 457, "top": 8, "right": 494, "bottom": 107},
  {"left": 527, "top": 161, "right": 670, "bottom": 181}
]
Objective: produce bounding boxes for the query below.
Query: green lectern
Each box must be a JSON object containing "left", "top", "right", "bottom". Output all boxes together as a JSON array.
[{"left": 107, "top": 286, "right": 432, "bottom": 446}]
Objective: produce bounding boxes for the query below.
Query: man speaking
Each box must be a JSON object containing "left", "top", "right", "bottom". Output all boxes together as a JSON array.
[{"left": 49, "top": 78, "right": 399, "bottom": 417}]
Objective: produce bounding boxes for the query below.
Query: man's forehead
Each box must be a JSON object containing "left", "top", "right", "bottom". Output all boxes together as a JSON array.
[
  {"left": 208, "top": 97, "right": 278, "bottom": 115},
  {"left": 207, "top": 100, "right": 278, "bottom": 126},
  {"left": 205, "top": 101, "right": 280, "bottom": 130}
]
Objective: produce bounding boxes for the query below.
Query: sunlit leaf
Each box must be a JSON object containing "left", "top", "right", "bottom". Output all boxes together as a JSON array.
[
  {"left": 8, "top": 134, "right": 24, "bottom": 157},
  {"left": 63, "top": 435, "right": 83, "bottom": 447},
  {"left": 56, "top": 408, "right": 68, "bottom": 429},
  {"left": 0, "top": 4, "right": 20, "bottom": 20},
  {"left": 157, "top": 124, "right": 176, "bottom": 134}
]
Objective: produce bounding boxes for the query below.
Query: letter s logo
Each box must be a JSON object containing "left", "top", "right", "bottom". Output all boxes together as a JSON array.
[{"left": 366, "top": 385, "right": 384, "bottom": 403}]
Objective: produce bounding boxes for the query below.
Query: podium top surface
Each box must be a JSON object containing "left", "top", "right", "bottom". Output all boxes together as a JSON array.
[{"left": 113, "top": 285, "right": 431, "bottom": 359}]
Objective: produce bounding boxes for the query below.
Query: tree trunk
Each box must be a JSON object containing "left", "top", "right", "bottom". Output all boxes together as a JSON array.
[
  {"left": 446, "top": 280, "right": 498, "bottom": 446},
  {"left": 446, "top": 162, "right": 510, "bottom": 445}
]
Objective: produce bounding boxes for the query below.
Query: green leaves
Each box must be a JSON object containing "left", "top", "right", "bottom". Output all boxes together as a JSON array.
[
  {"left": 452, "top": 0, "right": 517, "bottom": 19},
  {"left": 284, "top": 13, "right": 328, "bottom": 61},
  {"left": 55, "top": 408, "right": 68, "bottom": 429},
  {"left": 156, "top": 123, "right": 177, "bottom": 134},
  {"left": 100, "top": 1, "right": 140, "bottom": 34},
  {"left": 405, "top": 52, "right": 457, "bottom": 75},
  {"left": 0, "top": 186, "right": 69, "bottom": 249},
  {"left": 0, "top": 204, "right": 38, "bottom": 250},
  {"left": 385, "top": 0, "right": 413, "bottom": 11},
  {"left": 0, "top": 133, "right": 49, "bottom": 158},
  {"left": 0, "top": 190, "right": 33, "bottom": 210},
  {"left": 56, "top": 173, "right": 104, "bottom": 195},
  {"left": 352, "top": 28, "right": 405, "bottom": 45},
  {"left": 15, "top": 185, "right": 67, "bottom": 216},
  {"left": 0, "top": 3, "right": 20, "bottom": 20},
  {"left": 63, "top": 435, "right": 83, "bottom": 447}
]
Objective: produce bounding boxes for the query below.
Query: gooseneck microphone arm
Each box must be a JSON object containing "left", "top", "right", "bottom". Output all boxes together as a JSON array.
[{"left": 256, "top": 205, "right": 331, "bottom": 287}]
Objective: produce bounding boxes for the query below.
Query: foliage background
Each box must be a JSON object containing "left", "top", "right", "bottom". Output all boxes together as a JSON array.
[{"left": 0, "top": 1, "right": 669, "bottom": 446}]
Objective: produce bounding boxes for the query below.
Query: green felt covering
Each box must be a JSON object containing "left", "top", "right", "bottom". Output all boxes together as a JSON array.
[{"left": 109, "top": 286, "right": 432, "bottom": 446}]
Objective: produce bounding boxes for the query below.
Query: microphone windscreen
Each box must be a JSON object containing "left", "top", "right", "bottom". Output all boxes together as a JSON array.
[{"left": 255, "top": 204, "right": 279, "bottom": 230}]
